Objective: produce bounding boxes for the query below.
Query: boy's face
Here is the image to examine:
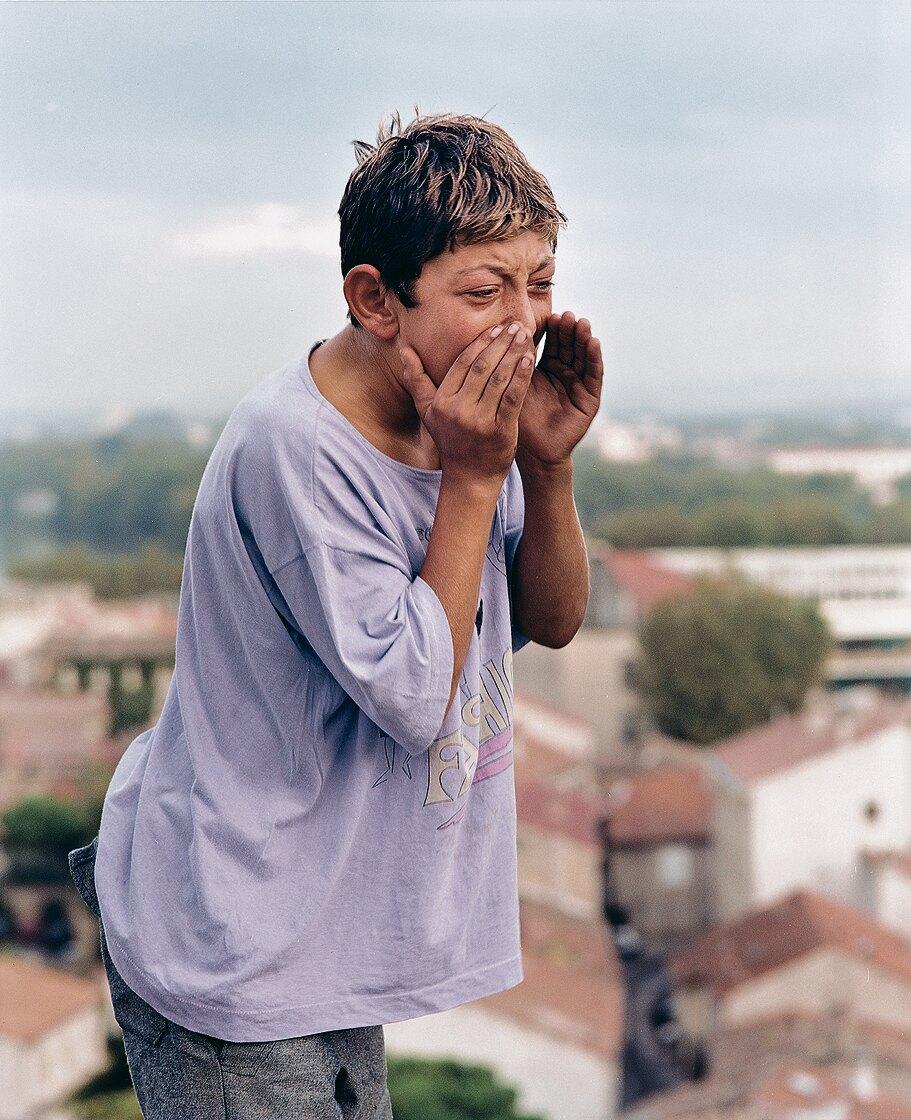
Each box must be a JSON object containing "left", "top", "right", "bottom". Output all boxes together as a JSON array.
[{"left": 396, "top": 229, "right": 555, "bottom": 388}]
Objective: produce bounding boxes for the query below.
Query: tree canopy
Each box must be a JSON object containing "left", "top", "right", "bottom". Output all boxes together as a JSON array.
[{"left": 632, "top": 574, "right": 832, "bottom": 744}]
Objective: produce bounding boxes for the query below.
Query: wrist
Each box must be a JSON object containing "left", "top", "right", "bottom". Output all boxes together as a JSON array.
[
  {"left": 440, "top": 465, "right": 503, "bottom": 505},
  {"left": 515, "top": 447, "right": 574, "bottom": 484}
]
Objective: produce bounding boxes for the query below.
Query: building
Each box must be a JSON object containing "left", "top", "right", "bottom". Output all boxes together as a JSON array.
[
  {"left": 0, "top": 953, "right": 111, "bottom": 1119},
  {"left": 513, "top": 691, "right": 610, "bottom": 920},
  {"left": 513, "top": 545, "right": 696, "bottom": 770},
  {"left": 711, "top": 1010, "right": 911, "bottom": 1107},
  {"left": 708, "top": 687, "right": 911, "bottom": 923},
  {"left": 385, "top": 896, "right": 625, "bottom": 1120},
  {"left": 767, "top": 445, "right": 911, "bottom": 506},
  {"left": 601, "top": 765, "right": 714, "bottom": 950},
  {"left": 670, "top": 889, "right": 911, "bottom": 1041},
  {"left": 859, "top": 851, "right": 911, "bottom": 941},
  {"left": 623, "top": 1057, "right": 911, "bottom": 1120},
  {"left": 0, "top": 687, "right": 116, "bottom": 812},
  {"left": 0, "top": 578, "right": 177, "bottom": 707}
]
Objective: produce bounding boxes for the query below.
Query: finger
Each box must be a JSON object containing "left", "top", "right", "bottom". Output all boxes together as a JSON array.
[
  {"left": 447, "top": 322, "right": 522, "bottom": 398},
  {"left": 540, "top": 315, "right": 569, "bottom": 371},
  {"left": 565, "top": 335, "right": 603, "bottom": 406},
  {"left": 495, "top": 348, "right": 535, "bottom": 425},
  {"left": 573, "top": 318, "right": 592, "bottom": 374},
  {"left": 584, "top": 335, "right": 604, "bottom": 393},
  {"left": 476, "top": 324, "right": 531, "bottom": 407},
  {"left": 541, "top": 313, "right": 563, "bottom": 366},
  {"left": 558, "top": 311, "right": 576, "bottom": 368}
]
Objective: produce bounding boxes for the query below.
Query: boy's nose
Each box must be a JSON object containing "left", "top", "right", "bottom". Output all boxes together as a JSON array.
[{"left": 499, "top": 304, "right": 537, "bottom": 341}]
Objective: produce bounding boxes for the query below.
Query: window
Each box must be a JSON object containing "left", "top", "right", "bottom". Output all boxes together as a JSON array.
[{"left": 657, "top": 844, "right": 694, "bottom": 888}]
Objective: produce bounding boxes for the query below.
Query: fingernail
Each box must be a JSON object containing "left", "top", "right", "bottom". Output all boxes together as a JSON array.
[
  {"left": 491, "top": 325, "right": 504, "bottom": 337},
  {"left": 508, "top": 323, "right": 520, "bottom": 334}
]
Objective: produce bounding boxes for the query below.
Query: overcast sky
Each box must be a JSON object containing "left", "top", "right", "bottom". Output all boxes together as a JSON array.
[{"left": 1, "top": 0, "right": 908, "bottom": 420}]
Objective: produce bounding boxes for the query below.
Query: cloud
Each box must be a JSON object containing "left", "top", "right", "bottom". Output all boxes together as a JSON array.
[
  {"left": 169, "top": 204, "right": 339, "bottom": 260},
  {"left": 1, "top": 1, "right": 907, "bottom": 416}
]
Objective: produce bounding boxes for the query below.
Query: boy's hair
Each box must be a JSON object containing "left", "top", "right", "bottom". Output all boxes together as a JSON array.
[{"left": 339, "top": 107, "right": 568, "bottom": 329}]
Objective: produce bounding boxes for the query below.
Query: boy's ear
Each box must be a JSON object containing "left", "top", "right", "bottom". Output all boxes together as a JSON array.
[{"left": 343, "top": 265, "right": 399, "bottom": 341}]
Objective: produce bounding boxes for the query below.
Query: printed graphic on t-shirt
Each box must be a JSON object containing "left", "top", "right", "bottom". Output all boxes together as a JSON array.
[
  {"left": 372, "top": 502, "right": 518, "bottom": 828},
  {"left": 373, "top": 642, "right": 516, "bottom": 830}
]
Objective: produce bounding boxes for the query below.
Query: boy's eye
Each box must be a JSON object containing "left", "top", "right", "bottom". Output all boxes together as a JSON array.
[{"left": 467, "top": 280, "right": 555, "bottom": 299}]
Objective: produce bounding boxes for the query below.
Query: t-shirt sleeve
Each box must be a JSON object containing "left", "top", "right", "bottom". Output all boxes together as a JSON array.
[
  {"left": 241, "top": 425, "right": 455, "bottom": 758},
  {"left": 271, "top": 544, "right": 454, "bottom": 757},
  {"left": 504, "top": 463, "right": 532, "bottom": 654}
]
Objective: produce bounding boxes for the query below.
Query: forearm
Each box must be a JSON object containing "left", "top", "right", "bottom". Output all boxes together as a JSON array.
[
  {"left": 420, "top": 470, "right": 501, "bottom": 712},
  {"left": 512, "top": 451, "right": 590, "bottom": 648}
]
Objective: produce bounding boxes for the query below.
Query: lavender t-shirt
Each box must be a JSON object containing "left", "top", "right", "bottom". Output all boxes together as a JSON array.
[{"left": 94, "top": 339, "right": 530, "bottom": 1041}]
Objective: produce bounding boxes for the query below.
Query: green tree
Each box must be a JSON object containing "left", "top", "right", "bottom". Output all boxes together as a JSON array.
[
  {"left": 1, "top": 794, "right": 100, "bottom": 883},
  {"left": 596, "top": 503, "right": 694, "bottom": 547},
  {"left": 387, "top": 1055, "right": 545, "bottom": 1120},
  {"left": 692, "top": 500, "right": 766, "bottom": 546},
  {"left": 867, "top": 499, "right": 911, "bottom": 544},
  {"left": 632, "top": 574, "right": 832, "bottom": 744},
  {"left": 766, "top": 498, "right": 855, "bottom": 545},
  {"left": 70, "top": 1089, "right": 141, "bottom": 1120}
]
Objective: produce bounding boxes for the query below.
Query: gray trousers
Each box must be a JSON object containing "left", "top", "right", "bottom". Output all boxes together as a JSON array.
[{"left": 68, "top": 837, "right": 394, "bottom": 1119}]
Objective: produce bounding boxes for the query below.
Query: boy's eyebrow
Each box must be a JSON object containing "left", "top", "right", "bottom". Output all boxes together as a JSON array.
[{"left": 454, "top": 255, "right": 556, "bottom": 278}]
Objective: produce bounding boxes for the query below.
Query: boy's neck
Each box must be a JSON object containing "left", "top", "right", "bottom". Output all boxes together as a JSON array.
[{"left": 311, "top": 326, "right": 441, "bottom": 468}]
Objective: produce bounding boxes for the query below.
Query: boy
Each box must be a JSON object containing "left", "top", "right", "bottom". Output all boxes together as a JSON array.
[{"left": 68, "top": 110, "right": 602, "bottom": 1117}]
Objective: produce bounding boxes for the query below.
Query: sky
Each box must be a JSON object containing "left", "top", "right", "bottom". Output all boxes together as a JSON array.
[{"left": 1, "top": 0, "right": 909, "bottom": 421}]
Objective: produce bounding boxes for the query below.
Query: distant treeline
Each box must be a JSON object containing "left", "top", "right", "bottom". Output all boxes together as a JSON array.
[
  {"left": 573, "top": 448, "right": 911, "bottom": 547},
  {"left": 1, "top": 434, "right": 209, "bottom": 555},
  {"left": 2, "top": 440, "right": 911, "bottom": 601},
  {"left": 7, "top": 543, "right": 184, "bottom": 600}
]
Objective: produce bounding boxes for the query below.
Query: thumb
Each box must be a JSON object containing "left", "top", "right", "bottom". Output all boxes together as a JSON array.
[{"left": 396, "top": 339, "right": 437, "bottom": 420}]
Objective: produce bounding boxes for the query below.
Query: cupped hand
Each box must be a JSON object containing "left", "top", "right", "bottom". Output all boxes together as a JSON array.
[{"left": 517, "top": 311, "right": 604, "bottom": 467}]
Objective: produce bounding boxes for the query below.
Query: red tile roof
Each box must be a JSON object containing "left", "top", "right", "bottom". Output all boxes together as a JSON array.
[
  {"left": 670, "top": 888, "right": 911, "bottom": 997},
  {"left": 477, "top": 897, "right": 624, "bottom": 1059},
  {"left": 515, "top": 770, "right": 611, "bottom": 848},
  {"left": 861, "top": 848, "right": 911, "bottom": 880},
  {"left": 757, "top": 1062, "right": 911, "bottom": 1120},
  {"left": 514, "top": 689, "right": 592, "bottom": 734},
  {"left": 713, "top": 1010, "right": 911, "bottom": 1079},
  {"left": 713, "top": 693, "right": 911, "bottom": 784},
  {"left": 0, "top": 952, "right": 103, "bottom": 1043},
  {"left": 595, "top": 546, "right": 696, "bottom": 614},
  {"left": 603, "top": 766, "right": 713, "bottom": 847},
  {"left": 625, "top": 1058, "right": 911, "bottom": 1120},
  {"left": 513, "top": 710, "right": 611, "bottom": 846}
]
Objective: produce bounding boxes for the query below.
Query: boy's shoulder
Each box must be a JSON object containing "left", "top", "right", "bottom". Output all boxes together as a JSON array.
[
  {"left": 231, "top": 352, "right": 317, "bottom": 438},
  {"left": 215, "top": 348, "right": 334, "bottom": 487}
]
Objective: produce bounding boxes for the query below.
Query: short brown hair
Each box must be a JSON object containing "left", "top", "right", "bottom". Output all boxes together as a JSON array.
[{"left": 338, "top": 108, "right": 568, "bottom": 329}]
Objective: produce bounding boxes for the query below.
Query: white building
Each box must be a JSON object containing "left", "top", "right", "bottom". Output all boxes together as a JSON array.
[
  {"left": 670, "top": 887, "right": 911, "bottom": 1040},
  {"left": 0, "top": 954, "right": 111, "bottom": 1119},
  {"left": 385, "top": 896, "right": 624, "bottom": 1120},
  {"left": 859, "top": 850, "right": 911, "bottom": 941},
  {"left": 708, "top": 687, "right": 911, "bottom": 925},
  {"left": 585, "top": 413, "right": 683, "bottom": 464}
]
